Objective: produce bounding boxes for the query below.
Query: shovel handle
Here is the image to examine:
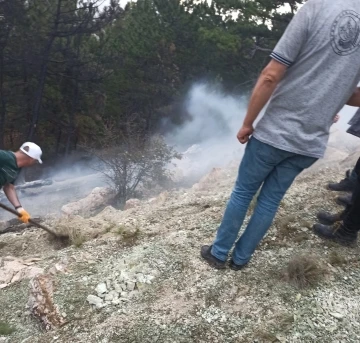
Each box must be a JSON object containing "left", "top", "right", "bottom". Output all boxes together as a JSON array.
[{"left": 0, "top": 202, "right": 58, "bottom": 237}]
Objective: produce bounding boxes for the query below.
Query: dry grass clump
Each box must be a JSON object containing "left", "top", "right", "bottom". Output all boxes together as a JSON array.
[
  {"left": 68, "top": 227, "right": 87, "bottom": 247},
  {"left": 284, "top": 254, "right": 326, "bottom": 289},
  {"left": 0, "top": 321, "right": 15, "bottom": 335},
  {"left": 254, "top": 330, "right": 278, "bottom": 342},
  {"left": 277, "top": 215, "right": 296, "bottom": 239},
  {"left": 115, "top": 225, "right": 140, "bottom": 246},
  {"left": 328, "top": 251, "right": 347, "bottom": 266}
]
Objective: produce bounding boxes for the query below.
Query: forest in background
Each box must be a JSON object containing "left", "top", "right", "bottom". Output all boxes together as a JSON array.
[{"left": 0, "top": 0, "right": 305, "bottom": 158}]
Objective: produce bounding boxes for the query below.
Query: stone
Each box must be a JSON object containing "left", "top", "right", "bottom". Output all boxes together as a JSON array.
[
  {"left": 105, "top": 279, "right": 112, "bottom": 290},
  {"left": 124, "top": 199, "right": 141, "bottom": 210},
  {"left": 27, "top": 274, "right": 66, "bottom": 330},
  {"left": 136, "top": 273, "right": 146, "bottom": 283},
  {"left": 104, "top": 293, "right": 113, "bottom": 302},
  {"left": 61, "top": 187, "right": 115, "bottom": 217},
  {"left": 330, "top": 312, "right": 344, "bottom": 320},
  {"left": 127, "top": 282, "right": 136, "bottom": 291},
  {"left": 128, "top": 290, "right": 140, "bottom": 299},
  {"left": 114, "top": 283, "right": 122, "bottom": 293},
  {"left": 87, "top": 295, "right": 104, "bottom": 309},
  {"left": 95, "top": 283, "right": 107, "bottom": 295},
  {"left": 104, "top": 290, "right": 119, "bottom": 302},
  {"left": 119, "top": 271, "right": 129, "bottom": 282},
  {"left": 119, "top": 297, "right": 130, "bottom": 302}
]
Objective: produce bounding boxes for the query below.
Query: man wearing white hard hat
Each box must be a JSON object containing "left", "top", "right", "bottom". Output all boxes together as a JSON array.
[{"left": 0, "top": 142, "right": 42, "bottom": 223}]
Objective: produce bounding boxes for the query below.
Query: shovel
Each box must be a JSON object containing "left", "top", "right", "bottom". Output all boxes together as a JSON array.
[{"left": 0, "top": 202, "right": 68, "bottom": 238}]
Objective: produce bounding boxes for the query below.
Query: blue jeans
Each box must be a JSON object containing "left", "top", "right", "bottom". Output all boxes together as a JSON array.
[{"left": 211, "top": 137, "right": 317, "bottom": 265}]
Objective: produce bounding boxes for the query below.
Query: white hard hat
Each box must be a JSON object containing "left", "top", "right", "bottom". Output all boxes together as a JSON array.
[{"left": 20, "top": 142, "right": 43, "bottom": 164}]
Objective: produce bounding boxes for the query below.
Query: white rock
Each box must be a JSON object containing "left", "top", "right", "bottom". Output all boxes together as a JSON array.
[
  {"left": 119, "top": 271, "right": 129, "bottom": 282},
  {"left": 128, "top": 290, "right": 140, "bottom": 298},
  {"left": 105, "top": 290, "right": 119, "bottom": 302},
  {"left": 104, "top": 293, "right": 113, "bottom": 301},
  {"left": 106, "top": 279, "right": 112, "bottom": 290},
  {"left": 61, "top": 187, "right": 115, "bottom": 217},
  {"left": 330, "top": 312, "right": 344, "bottom": 320},
  {"left": 95, "top": 283, "right": 107, "bottom": 295},
  {"left": 136, "top": 273, "right": 145, "bottom": 283},
  {"left": 127, "top": 282, "right": 136, "bottom": 291},
  {"left": 114, "top": 283, "right": 122, "bottom": 293},
  {"left": 87, "top": 295, "right": 104, "bottom": 308},
  {"left": 124, "top": 199, "right": 141, "bottom": 210}
]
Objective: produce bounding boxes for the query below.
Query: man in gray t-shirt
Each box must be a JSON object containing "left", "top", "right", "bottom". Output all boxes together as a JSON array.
[{"left": 201, "top": 0, "right": 360, "bottom": 270}]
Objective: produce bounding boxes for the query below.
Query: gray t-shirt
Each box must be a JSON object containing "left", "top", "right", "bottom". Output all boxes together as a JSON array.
[{"left": 253, "top": 0, "right": 360, "bottom": 158}]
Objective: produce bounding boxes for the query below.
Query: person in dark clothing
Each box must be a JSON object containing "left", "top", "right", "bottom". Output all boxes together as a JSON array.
[
  {"left": 327, "top": 108, "right": 360, "bottom": 203},
  {"left": 0, "top": 142, "right": 42, "bottom": 223},
  {"left": 314, "top": 157, "right": 360, "bottom": 245}
]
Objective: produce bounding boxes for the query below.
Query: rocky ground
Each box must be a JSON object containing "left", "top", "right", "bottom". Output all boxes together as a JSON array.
[{"left": 1, "top": 146, "right": 360, "bottom": 343}]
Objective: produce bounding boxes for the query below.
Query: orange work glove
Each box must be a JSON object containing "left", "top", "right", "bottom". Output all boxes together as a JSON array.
[{"left": 16, "top": 207, "right": 31, "bottom": 223}]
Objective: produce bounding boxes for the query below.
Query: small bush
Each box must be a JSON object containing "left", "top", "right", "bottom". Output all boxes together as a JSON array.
[
  {"left": 0, "top": 322, "right": 15, "bottom": 335},
  {"left": 328, "top": 251, "right": 347, "bottom": 266},
  {"left": 299, "top": 220, "right": 312, "bottom": 230},
  {"left": 276, "top": 312, "right": 294, "bottom": 331},
  {"left": 105, "top": 224, "right": 116, "bottom": 233},
  {"left": 277, "top": 215, "right": 296, "bottom": 239},
  {"left": 68, "top": 228, "right": 87, "bottom": 248},
  {"left": 285, "top": 255, "right": 325, "bottom": 289},
  {"left": 293, "top": 233, "right": 309, "bottom": 243},
  {"left": 255, "top": 330, "right": 278, "bottom": 342},
  {"left": 115, "top": 225, "right": 140, "bottom": 246},
  {"left": 92, "top": 135, "right": 181, "bottom": 208}
]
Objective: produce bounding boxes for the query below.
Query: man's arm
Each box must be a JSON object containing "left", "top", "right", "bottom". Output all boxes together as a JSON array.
[
  {"left": 3, "top": 183, "right": 30, "bottom": 223},
  {"left": 237, "top": 60, "right": 287, "bottom": 143},
  {"left": 347, "top": 88, "right": 360, "bottom": 107},
  {"left": 3, "top": 183, "right": 21, "bottom": 208}
]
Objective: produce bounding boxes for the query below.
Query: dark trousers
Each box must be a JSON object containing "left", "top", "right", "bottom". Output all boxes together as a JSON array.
[{"left": 344, "top": 157, "right": 360, "bottom": 231}]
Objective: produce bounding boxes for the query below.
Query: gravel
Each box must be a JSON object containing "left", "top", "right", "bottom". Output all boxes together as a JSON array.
[{"left": 1, "top": 146, "right": 360, "bottom": 342}]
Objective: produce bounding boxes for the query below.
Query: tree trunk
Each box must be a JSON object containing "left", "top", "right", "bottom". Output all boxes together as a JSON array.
[
  {"left": 55, "top": 128, "right": 62, "bottom": 155},
  {"left": 27, "top": 0, "right": 62, "bottom": 141},
  {"left": 0, "top": 50, "right": 6, "bottom": 149},
  {"left": 65, "top": 71, "right": 79, "bottom": 157}
]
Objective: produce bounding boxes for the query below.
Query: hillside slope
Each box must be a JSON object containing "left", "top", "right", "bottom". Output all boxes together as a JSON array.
[{"left": 1, "top": 147, "right": 360, "bottom": 343}]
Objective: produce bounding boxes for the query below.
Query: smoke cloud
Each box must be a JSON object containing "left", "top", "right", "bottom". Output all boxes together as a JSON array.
[{"left": 166, "top": 83, "right": 250, "bottom": 184}]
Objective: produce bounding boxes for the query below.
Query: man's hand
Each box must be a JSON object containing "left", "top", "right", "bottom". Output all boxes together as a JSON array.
[
  {"left": 17, "top": 207, "right": 30, "bottom": 224},
  {"left": 239, "top": 60, "right": 287, "bottom": 143},
  {"left": 347, "top": 88, "right": 360, "bottom": 107},
  {"left": 333, "top": 114, "right": 340, "bottom": 123},
  {"left": 237, "top": 125, "right": 254, "bottom": 144}
]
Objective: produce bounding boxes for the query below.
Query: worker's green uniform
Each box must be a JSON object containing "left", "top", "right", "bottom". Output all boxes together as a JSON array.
[{"left": 0, "top": 151, "right": 21, "bottom": 187}]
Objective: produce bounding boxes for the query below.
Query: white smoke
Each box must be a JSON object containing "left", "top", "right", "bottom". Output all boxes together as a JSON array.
[{"left": 166, "top": 83, "right": 249, "bottom": 184}]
